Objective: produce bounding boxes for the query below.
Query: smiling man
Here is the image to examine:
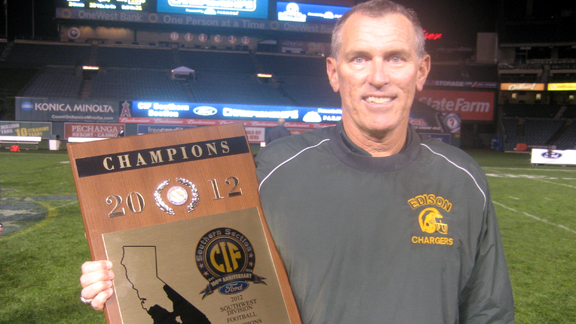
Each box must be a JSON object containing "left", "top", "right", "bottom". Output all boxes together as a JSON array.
[
  {"left": 326, "top": 8, "right": 430, "bottom": 157},
  {"left": 80, "top": 1, "right": 514, "bottom": 323}
]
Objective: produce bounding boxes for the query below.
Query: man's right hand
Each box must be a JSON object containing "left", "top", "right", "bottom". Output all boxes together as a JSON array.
[{"left": 80, "top": 260, "right": 115, "bottom": 311}]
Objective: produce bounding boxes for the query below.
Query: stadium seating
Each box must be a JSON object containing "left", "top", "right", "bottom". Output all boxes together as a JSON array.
[
  {"left": 254, "top": 53, "right": 340, "bottom": 107},
  {"left": 255, "top": 53, "right": 326, "bottom": 76},
  {"left": 278, "top": 74, "right": 340, "bottom": 107},
  {"left": 14, "top": 44, "right": 340, "bottom": 107},
  {"left": 4, "top": 40, "right": 574, "bottom": 151},
  {"left": 503, "top": 117, "right": 567, "bottom": 148},
  {"left": 555, "top": 122, "right": 576, "bottom": 149},
  {"left": 97, "top": 46, "right": 175, "bottom": 69},
  {"left": 189, "top": 71, "right": 294, "bottom": 106},
  {"left": 89, "top": 68, "right": 190, "bottom": 101},
  {"left": 22, "top": 66, "right": 83, "bottom": 98},
  {"left": 180, "top": 50, "right": 256, "bottom": 73},
  {"left": 2, "top": 42, "right": 91, "bottom": 67}
]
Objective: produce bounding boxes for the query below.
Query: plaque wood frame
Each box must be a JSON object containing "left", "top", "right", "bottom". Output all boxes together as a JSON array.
[{"left": 68, "top": 123, "right": 301, "bottom": 324}]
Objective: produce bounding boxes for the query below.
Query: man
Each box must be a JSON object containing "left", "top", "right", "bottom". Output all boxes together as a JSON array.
[
  {"left": 265, "top": 118, "right": 291, "bottom": 144},
  {"left": 80, "top": 1, "right": 514, "bottom": 322}
]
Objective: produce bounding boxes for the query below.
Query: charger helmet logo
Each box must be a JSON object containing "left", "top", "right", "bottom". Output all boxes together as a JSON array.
[{"left": 419, "top": 207, "right": 448, "bottom": 235}]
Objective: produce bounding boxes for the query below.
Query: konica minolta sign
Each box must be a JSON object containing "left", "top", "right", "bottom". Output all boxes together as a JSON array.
[{"left": 16, "top": 97, "right": 119, "bottom": 123}]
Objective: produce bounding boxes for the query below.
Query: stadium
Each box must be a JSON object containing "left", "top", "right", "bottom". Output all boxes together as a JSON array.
[{"left": 0, "top": 0, "right": 575, "bottom": 323}]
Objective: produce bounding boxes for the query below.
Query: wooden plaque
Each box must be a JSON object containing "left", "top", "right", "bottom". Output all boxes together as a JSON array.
[{"left": 68, "top": 123, "right": 301, "bottom": 324}]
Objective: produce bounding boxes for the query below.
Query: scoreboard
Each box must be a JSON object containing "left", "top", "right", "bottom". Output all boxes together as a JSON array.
[
  {"left": 57, "top": 0, "right": 270, "bottom": 19},
  {"left": 157, "top": 0, "right": 269, "bottom": 19},
  {"left": 57, "top": 0, "right": 152, "bottom": 11},
  {"left": 56, "top": 0, "right": 348, "bottom": 23}
]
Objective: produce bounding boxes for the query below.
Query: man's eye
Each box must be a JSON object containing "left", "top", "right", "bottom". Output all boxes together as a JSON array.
[
  {"left": 353, "top": 57, "right": 365, "bottom": 63},
  {"left": 390, "top": 56, "right": 404, "bottom": 63}
]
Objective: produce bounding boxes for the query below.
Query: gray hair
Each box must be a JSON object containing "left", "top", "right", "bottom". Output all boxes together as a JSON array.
[{"left": 331, "top": 0, "right": 427, "bottom": 60}]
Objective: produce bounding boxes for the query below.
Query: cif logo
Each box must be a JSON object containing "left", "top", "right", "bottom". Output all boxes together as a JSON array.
[
  {"left": 193, "top": 106, "right": 217, "bottom": 116},
  {"left": 197, "top": 228, "right": 260, "bottom": 297},
  {"left": 418, "top": 207, "right": 448, "bottom": 235}
]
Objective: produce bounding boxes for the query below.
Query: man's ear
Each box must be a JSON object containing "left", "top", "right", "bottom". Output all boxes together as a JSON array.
[
  {"left": 416, "top": 55, "right": 431, "bottom": 92},
  {"left": 326, "top": 57, "right": 340, "bottom": 93}
]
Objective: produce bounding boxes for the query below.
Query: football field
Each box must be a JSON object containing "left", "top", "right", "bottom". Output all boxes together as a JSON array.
[{"left": 0, "top": 149, "right": 574, "bottom": 323}]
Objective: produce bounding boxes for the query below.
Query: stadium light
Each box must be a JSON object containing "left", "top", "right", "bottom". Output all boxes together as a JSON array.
[
  {"left": 81, "top": 66, "right": 100, "bottom": 80},
  {"left": 257, "top": 73, "right": 273, "bottom": 78}
]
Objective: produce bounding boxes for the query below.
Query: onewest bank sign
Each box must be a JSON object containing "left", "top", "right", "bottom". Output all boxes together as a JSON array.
[
  {"left": 56, "top": 8, "right": 336, "bottom": 34},
  {"left": 416, "top": 90, "right": 495, "bottom": 121}
]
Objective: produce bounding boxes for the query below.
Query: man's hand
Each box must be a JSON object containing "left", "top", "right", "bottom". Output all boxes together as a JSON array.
[{"left": 80, "top": 260, "right": 115, "bottom": 311}]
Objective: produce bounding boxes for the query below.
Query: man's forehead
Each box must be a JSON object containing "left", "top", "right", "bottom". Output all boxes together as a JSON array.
[
  {"left": 342, "top": 12, "right": 413, "bottom": 34},
  {"left": 340, "top": 13, "right": 415, "bottom": 50}
]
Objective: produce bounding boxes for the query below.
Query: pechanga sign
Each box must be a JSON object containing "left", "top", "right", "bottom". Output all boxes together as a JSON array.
[
  {"left": 64, "top": 123, "right": 125, "bottom": 139},
  {"left": 16, "top": 97, "right": 119, "bottom": 123}
]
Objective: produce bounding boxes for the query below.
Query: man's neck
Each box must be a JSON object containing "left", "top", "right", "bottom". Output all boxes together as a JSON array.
[{"left": 342, "top": 122, "right": 408, "bottom": 157}]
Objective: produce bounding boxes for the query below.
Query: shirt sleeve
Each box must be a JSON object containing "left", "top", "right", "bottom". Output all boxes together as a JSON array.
[{"left": 458, "top": 190, "right": 515, "bottom": 323}]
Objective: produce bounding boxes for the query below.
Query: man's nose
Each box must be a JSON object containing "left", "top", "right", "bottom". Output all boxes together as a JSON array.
[{"left": 368, "top": 59, "right": 390, "bottom": 88}]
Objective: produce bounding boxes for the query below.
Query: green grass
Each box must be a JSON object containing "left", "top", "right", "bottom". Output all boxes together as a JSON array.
[
  {"left": 1, "top": 149, "right": 575, "bottom": 323},
  {"left": 0, "top": 150, "right": 105, "bottom": 324},
  {"left": 467, "top": 150, "right": 576, "bottom": 323}
]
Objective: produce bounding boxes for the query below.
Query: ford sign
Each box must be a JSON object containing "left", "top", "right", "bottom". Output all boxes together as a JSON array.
[
  {"left": 219, "top": 281, "right": 249, "bottom": 295},
  {"left": 542, "top": 152, "right": 562, "bottom": 159},
  {"left": 193, "top": 106, "right": 218, "bottom": 116}
]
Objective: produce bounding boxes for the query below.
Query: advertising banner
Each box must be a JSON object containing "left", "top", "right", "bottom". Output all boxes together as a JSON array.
[
  {"left": 277, "top": 2, "right": 349, "bottom": 24},
  {"left": 425, "top": 80, "right": 497, "bottom": 89},
  {"left": 56, "top": 8, "right": 336, "bottom": 34},
  {"left": 548, "top": 83, "right": 576, "bottom": 91},
  {"left": 64, "top": 123, "right": 125, "bottom": 140},
  {"left": 119, "top": 100, "right": 458, "bottom": 133},
  {"left": 0, "top": 121, "right": 52, "bottom": 138},
  {"left": 119, "top": 100, "right": 341, "bottom": 129},
  {"left": 137, "top": 124, "right": 198, "bottom": 135},
  {"left": 245, "top": 127, "right": 265, "bottom": 143},
  {"left": 157, "top": 0, "right": 269, "bottom": 19},
  {"left": 500, "top": 83, "right": 545, "bottom": 91},
  {"left": 531, "top": 149, "right": 576, "bottom": 166},
  {"left": 416, "top": 90, "right": 495, "bottom": 121},
  {"left": 16, "top": 97, "right": 119, "bottom": 123}
]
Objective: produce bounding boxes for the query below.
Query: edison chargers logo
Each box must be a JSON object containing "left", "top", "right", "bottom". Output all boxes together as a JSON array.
[
  {"left": 196, "top": 228, "right": 266, "bottom": 298},
  {"left": 408, "top": 194, "right": 454, "bottom": 246}
]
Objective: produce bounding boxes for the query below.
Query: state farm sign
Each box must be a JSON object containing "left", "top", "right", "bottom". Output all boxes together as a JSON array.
[{"left": 416, "top": 90, "right": 495, "bottom": 121}]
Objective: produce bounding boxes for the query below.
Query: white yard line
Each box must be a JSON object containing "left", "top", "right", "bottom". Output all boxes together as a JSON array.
[
  {"left": 493, "top": 201, "right": 576, "bottom": 235},
  {"left": 531, "top": 178, "right": 576, "bottom": 189},
  {"left": 483, "top": 167, "right": 576, "bottom": 173}
]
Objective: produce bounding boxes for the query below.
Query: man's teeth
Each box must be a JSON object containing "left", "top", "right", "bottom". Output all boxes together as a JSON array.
[{"left": 365, "top": 97, "right": 392, "bottom": 103}]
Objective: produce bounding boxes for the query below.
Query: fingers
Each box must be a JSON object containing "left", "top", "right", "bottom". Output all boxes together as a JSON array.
[
  {"left": 80, "top": 260, "right": 115, "bottom": 311},
  {"left": 80, "top": 261, "right": 114, "bottom": 286},
  {"left": 89, "top": 287, "right": 114, "bottom": 311},
  {"left": 81, "top": 260, "right": 112, "bottom": 276}
]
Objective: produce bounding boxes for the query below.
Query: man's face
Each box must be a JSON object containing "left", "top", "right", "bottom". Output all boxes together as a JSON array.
[{"left": 327, "top": 12, "right": 430, "bottom": 142}]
